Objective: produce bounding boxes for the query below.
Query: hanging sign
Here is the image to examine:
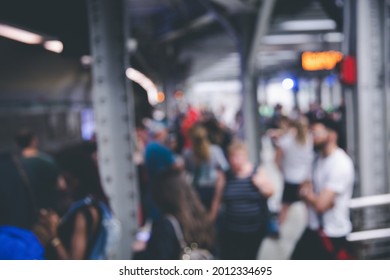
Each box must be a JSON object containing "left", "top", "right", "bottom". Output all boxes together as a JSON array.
[{"left": 301, "top": 51, "right": 343, "bottom": 71}]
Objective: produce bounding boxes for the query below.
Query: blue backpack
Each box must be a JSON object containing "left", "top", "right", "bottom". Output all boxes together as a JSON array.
[
  {"left": 61, "top": 197, "right": 121, "bottom": 260},
  {"left": 0, "top": 226, "right": 44, "bottom": 260}
]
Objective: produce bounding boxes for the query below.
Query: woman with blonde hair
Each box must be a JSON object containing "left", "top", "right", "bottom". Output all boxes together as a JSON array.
[
  {"left": 221, "top": 140, "right": 274, "bottom": 259},
  {"left": 275, "top": 115, "right": 313, "bottom": 224},
  {"left": 184, "top": 124, "right": 229, "bottom": 222}
]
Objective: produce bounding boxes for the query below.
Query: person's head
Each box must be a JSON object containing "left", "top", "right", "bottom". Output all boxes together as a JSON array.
[
  {"left": 278, "top": 115, "right": 290, "bottom": 130},
  {"left": 149, "top": 121, "right": 168, "bottom": 143},
  {"left": 54, "top": 142, "right": 109, "bottom": 208},
  {"left": 135, "top": 122, "right": 148, "bottom": 144},
  {"left": 275, "top": 103, "right": 283, "bottom": 113},
  {"left": 310, "top": 118, "right": 340, "bottom": 153},
  {"left": 189, "top": 124, "right": 210, "bottom": 162},
  {"left": 291, "top": 116, "right": 310, "bottom": 145},
  {"left": 228, "top": 140, "right": 250, "bottom": 173},
  {"left": 15, "top": 129, "right": 38, "bottom": 150},
  {"left": 153, "top": 169, "right": 214, "bottom": 249}
]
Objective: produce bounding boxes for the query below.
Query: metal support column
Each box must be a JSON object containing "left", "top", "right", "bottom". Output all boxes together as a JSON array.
[
  {"left": 293, "top": 89, "right": 299, "bottom": 111},
  {"left": 87, "top": 0, "right": 139, "bottom": 259},
  {"left": 384, "top": 0, "right": 390, "bottom": 193},
  {"left": 342, "top": 0, "right": 359, "bottom": 169},
  {"left": 240, "top": 0, "right": 276, "bottom": 165},
  {"left": 315, "top": 77, "right": 323, "bottom": 106},
  {"left": 199, "top": 0, "right": 275, "bottom": 164},
  {"left": 356, "top": 0, "right": 388, "bottom": 197}
]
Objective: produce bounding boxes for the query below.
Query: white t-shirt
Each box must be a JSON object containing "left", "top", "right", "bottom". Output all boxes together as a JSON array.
[
  {"left": 278, "top": 132, "right": 314, "bottom": 184},
  {"left": 308, "top": 148, "right": 354, "bottom": 237}
]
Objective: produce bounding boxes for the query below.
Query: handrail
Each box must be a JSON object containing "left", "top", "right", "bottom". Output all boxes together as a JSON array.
[
  {"left": 349, "top": 193, "right": 390, "bottom": 209},
  {"left": 347, "top": 194, "right": 390, "bottom": 242},
  {"left": 347, "top": 228, "right": 390, "bottom": 242}
]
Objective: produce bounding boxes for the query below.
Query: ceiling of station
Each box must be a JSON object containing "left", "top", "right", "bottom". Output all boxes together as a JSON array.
[
  {"left": 0, "top": 0, "right": 344, "bottom": 103},
  {"left": 185, "top": 0, "right": 343, "bottom": 83}
]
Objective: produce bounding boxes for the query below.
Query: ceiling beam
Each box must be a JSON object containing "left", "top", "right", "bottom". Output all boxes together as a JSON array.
[
  {"left": 210, "top": 0, "right": 256, "bottom": 13},
  {"left": 159, "top": 14, "right": 215, "bottom": 43}
]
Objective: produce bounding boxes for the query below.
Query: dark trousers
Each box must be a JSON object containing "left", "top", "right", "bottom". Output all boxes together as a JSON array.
[
  {"left": 196, "top": 187, "right": 215, "bottom": 211},
  {"left": 291, "top": 228, "right": 351, "bottom": 260},
  {"left": 220, "top": 228, "right": 266, "bottom": 260}
]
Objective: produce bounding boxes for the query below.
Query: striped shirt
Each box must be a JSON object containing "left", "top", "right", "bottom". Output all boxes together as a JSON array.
[{"left": 222, "top": 168, "right": 269, "bottom": 232}]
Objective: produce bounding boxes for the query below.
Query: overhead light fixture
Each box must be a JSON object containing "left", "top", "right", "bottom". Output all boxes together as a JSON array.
[
  {"left": 282, "top": 78, "right": 295, "bottom": 90},
  {"left": 126, "top": 68, "right": 159, "bottom": 105},
  {"left": 279, "top": 19, "right": 337, "bottom": 31},
  {"left": 43, "top": 40, "right": 64, "bottom": 53},
  {"left": 0, "top": 23, "right": 43, "bottom": 44},
  {"left": 323, "top": 32, "right": 344, "bottom": 43},
  {"left": 81, "top": 55, "right": 93, "bottom": 66},
  {"left": 127, "top": 38, "right": 138, "bottom": 53},
  {"left": 157, "top": 91, "right": 166, "bottom": 103},
  {"left": 262, "top": 34, "right": 315, "bottom": 45}
]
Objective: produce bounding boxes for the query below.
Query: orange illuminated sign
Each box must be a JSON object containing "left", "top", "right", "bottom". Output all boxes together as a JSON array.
[{"left": 302, "top": 51, "right": 343, "bottom": 71}]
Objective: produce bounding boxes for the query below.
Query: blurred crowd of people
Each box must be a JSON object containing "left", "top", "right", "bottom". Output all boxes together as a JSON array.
[{"left": 0, "top": 101, "right": 355, "bottom": 260}]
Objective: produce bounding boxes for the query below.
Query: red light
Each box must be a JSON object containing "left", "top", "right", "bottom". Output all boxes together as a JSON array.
[{"left": 340, "top": 56, "right": 357, "bottom": 85}]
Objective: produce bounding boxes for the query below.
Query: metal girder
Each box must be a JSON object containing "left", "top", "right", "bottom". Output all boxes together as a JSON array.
[
  {"left": 356, "top": 0, "right": 388, "bottom": 197},
  {"left": 159, "top": 14, "right": 215, "bottom": 43},
  {"left": 385, "top": 0, "right": 390, "bottom": 194},
  {"left": 246, "top": 0, "right": 275, "bottom": 75},
  {"left": 210, "top": 0, "right": 256, "bottom": 13},
  {"left": 241, "top": 0, "right": 276, "bottom": 165},
  {"left": 87, "top": 0, "right": 139, "bottom": 259},
  {"left": 197, "top": 0, "right": 241, "bottom": 46},
  {"left": 342, "top": 0, "right": 358, "bottom": 171}
]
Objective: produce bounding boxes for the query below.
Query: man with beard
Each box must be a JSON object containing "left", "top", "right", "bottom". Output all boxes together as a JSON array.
[{"left": 291, "top": 117, "right": 354, "bottom": 259}]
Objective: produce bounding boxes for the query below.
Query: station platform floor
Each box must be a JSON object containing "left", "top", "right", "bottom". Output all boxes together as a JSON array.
[{"left": 257, "top": 137, "right": 308, "bottom": 260}]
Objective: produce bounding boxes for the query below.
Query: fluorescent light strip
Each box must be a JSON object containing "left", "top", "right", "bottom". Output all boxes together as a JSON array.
[
  {"left": 262, "top": 34, "right": 316, "bottom": 45},
  {"left": 126, "top": 68, "right": 159, "bottom": 105},
  {"left": 44, "top": 40, "right": 64, "bottom": 53},
  {"left": 323, "top": 32, "right": 344, "bottom": 43},
  {"left": 262, "top": 32, "right": 343, "bottom": 45},
  {"left": 0, "top": 23, "right": 43, "bottom": 44},
  {"left": 279, "top": 19, "right": 337, "bottom": 31}
]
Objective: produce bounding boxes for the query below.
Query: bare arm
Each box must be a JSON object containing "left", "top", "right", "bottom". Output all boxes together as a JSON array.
[
  {"left": 53, "top": 207, "right": 99, "bottom": 260},
  {"left": 300, "top": 182, "right": 336, "bottom": 213},
  {"left": 274, "top": 147, "right": 283, "bottom": 171},
  {"left": 51, "top": 239, "right": 70, "bottom": 260},
  {"left": 50, "top": 212, "right": 87, "bottom": 260},
  {"left": 36, "top": 210, "right": 70, "bottom": 260},
  {"left": 69, "top": 212, "right": 89, "bottom": 259},
  {"left": 209, "top": 170, "right": 225, "bottom": 222},
  {"left": 252, "top": 167, "right": 275, "bottom": 198}
]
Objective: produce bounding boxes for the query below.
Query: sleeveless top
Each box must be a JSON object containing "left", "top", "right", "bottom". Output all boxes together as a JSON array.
[{"left": 222, "top": 167, "right": 269, "bottom": 233}]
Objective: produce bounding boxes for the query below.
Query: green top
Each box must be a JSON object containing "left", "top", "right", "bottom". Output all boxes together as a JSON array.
[{"left": 21, "top": 152, "right": 60, "bottom": 211}]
